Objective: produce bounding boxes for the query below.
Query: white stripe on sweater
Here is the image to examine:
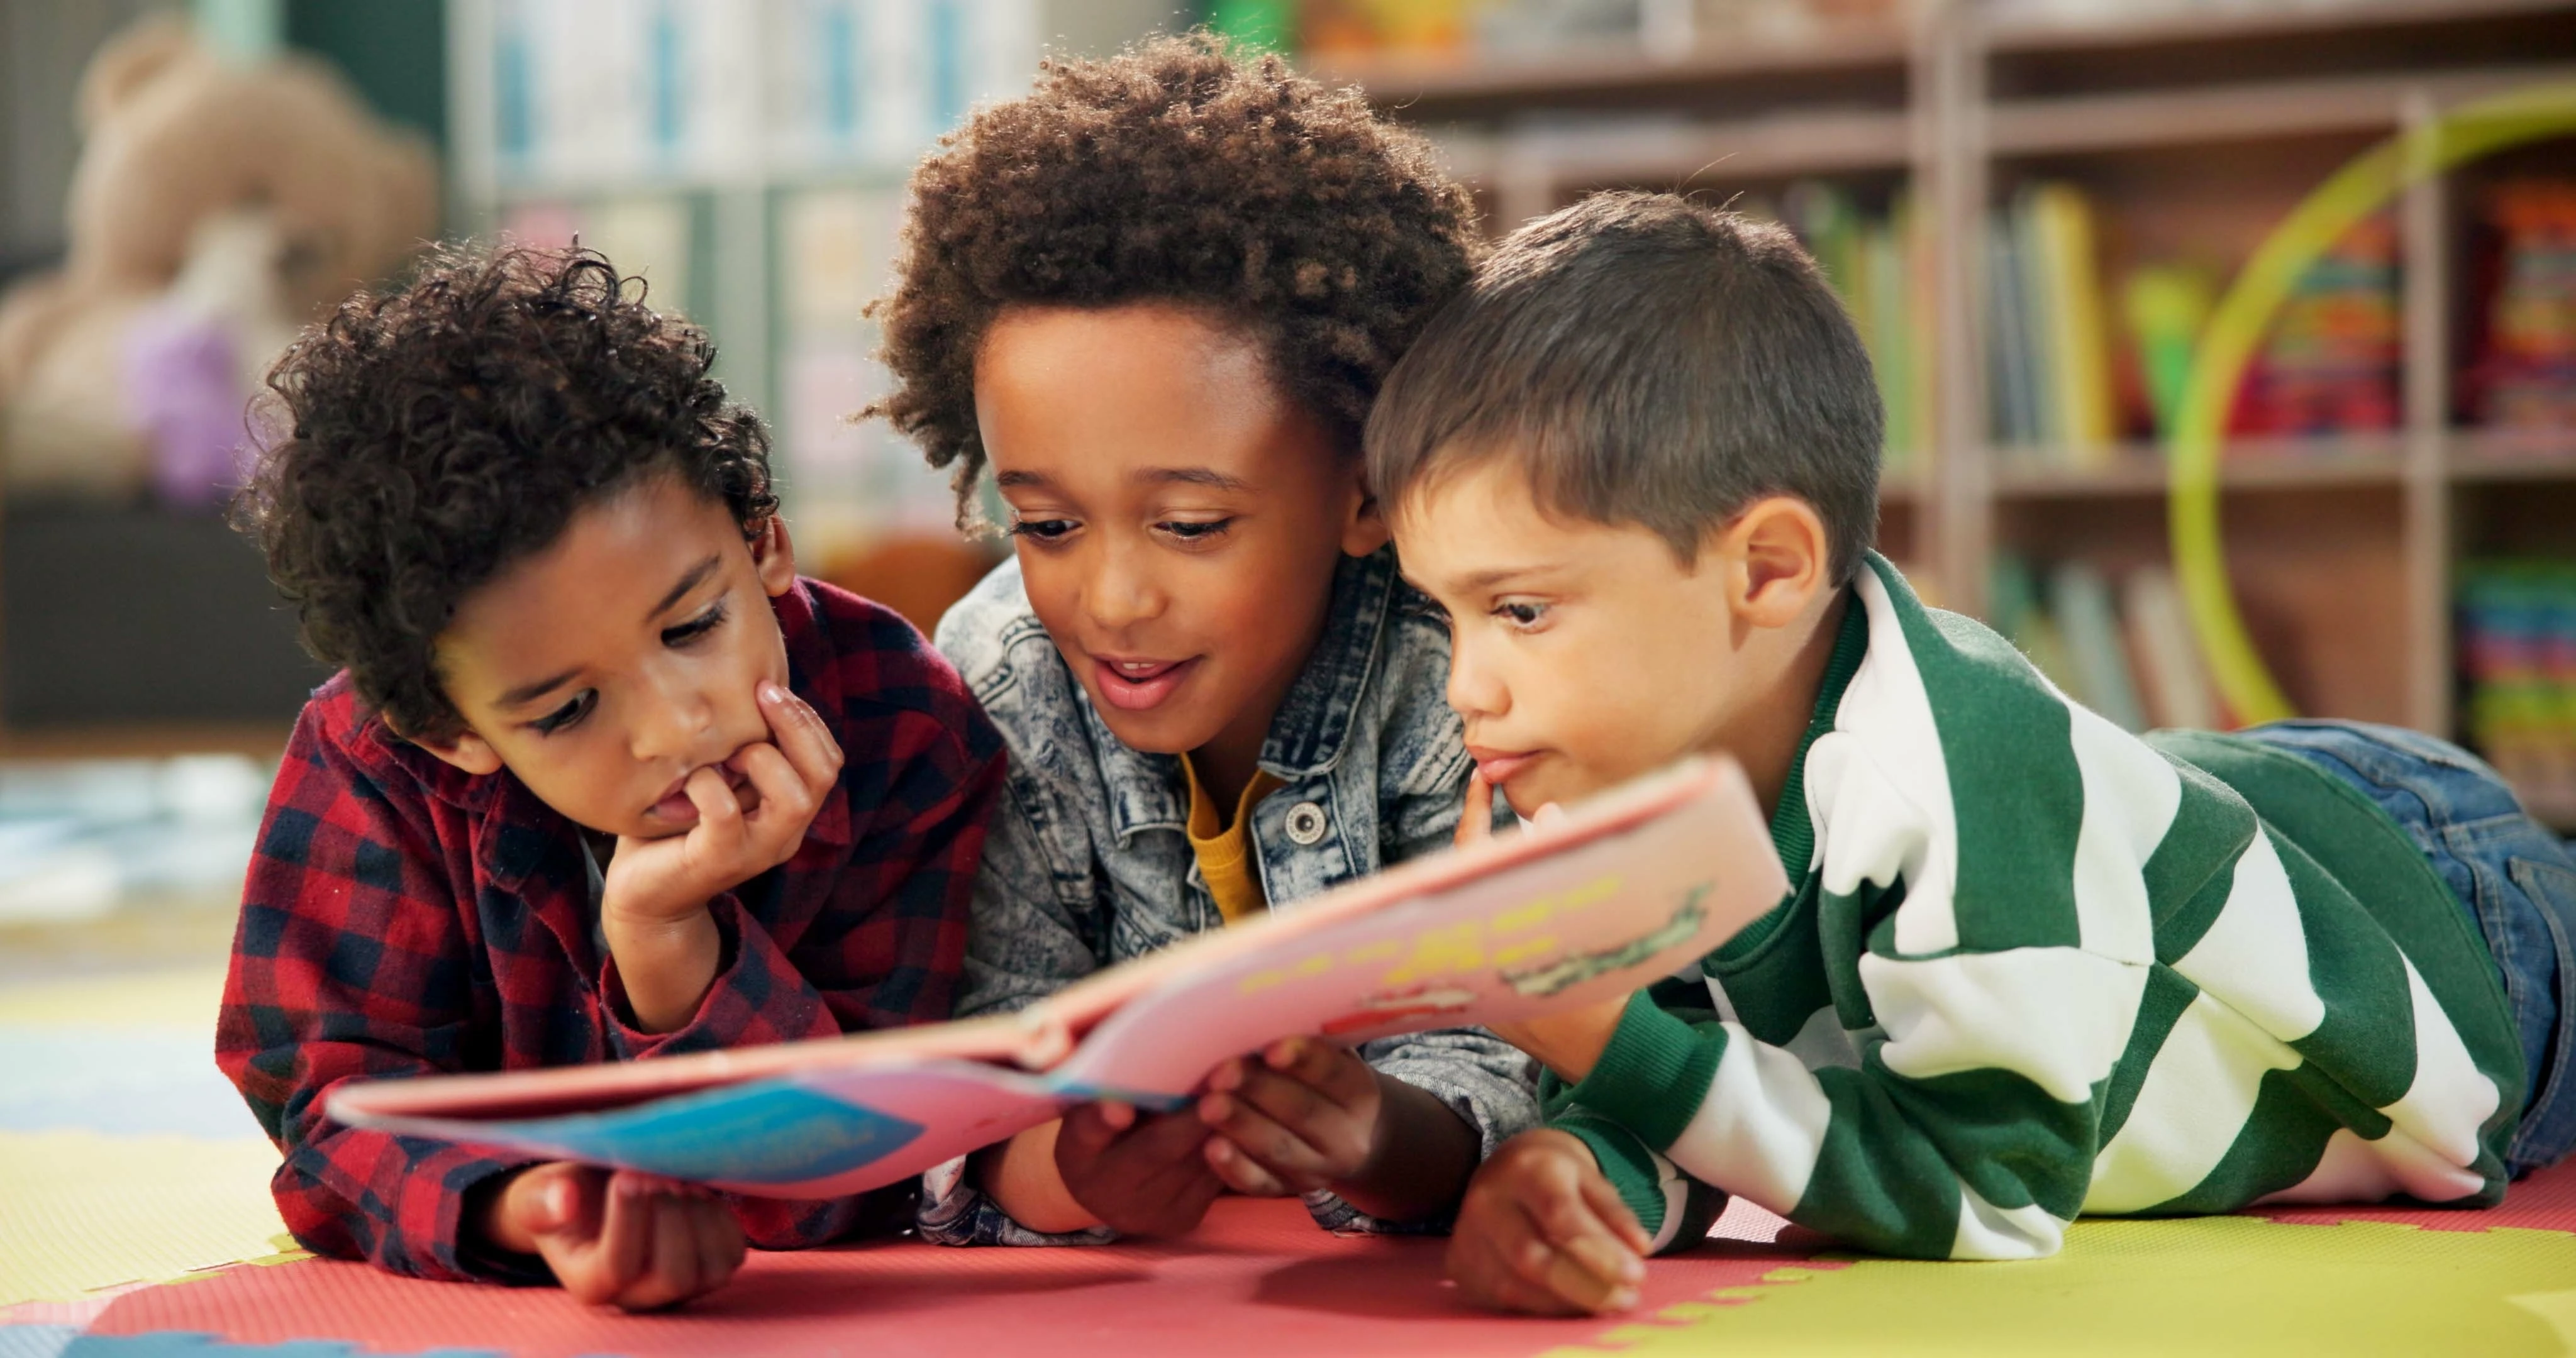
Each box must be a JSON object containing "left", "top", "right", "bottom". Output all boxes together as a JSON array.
[
  {"left": 1663, "top": 1022, "right": 1835, "bottom": 1217},
  {"left": 2067, "top": 704, "right": 2177, "bottom": 964},
  {"left": 1951, "top": 1180, "right": 2068, "bottom": 1260},
  {"left": 1827, "top": 569, "right": 1962, "bottom": 956},
  {"left": 2085, "top": 991, "right": 2301, "bottom": 1213},
  {"left": 2377, "top": 954, "right": 2501, "bottom": 1180},
  {"left": 1862, "top": 947, "right": 2148, "bottom": 1104},
  {"left": 2172, "top": 827, "right": 2326, "bottom": 1043}
]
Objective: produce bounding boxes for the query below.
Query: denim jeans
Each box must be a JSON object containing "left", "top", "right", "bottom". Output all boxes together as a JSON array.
[{"left": 2238, "top": 719, "right": 2576, "bottom": 1176}]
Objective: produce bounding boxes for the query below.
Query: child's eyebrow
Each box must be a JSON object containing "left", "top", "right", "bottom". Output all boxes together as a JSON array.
[
  {"left": 648, "top": 555, "right": 723, "bottom": 620},
  {"left": 1134, "top": 467, "right": 1253, "bottom": 493},
  {"left": 497, "top": 668, "right": 580, "bottom": 710}
]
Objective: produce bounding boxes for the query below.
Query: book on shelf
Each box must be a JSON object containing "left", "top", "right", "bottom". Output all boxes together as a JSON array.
[
  {"left": 483, "top": 0, "right": 1041, "bottom": 186},
  {"left": 329, "top": 758, "right": 1789, "bottom": 1198},
  {"left": 1769, "top": 181, "right": 1931, "bottom": 476},
  {"left": 1991, "top": 553, "right": 2223, "bottom": 734},
  {"left": 1986, "top": 182, "right": 2116, "bottom": 465},
  {"left": 2458, "top": 561, "right": 2576, "bottom": 829}
]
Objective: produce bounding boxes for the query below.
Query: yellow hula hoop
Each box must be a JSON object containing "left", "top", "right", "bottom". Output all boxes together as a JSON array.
[{"left": 2168, "top": 84, "right": 2576, "bottom": 725}]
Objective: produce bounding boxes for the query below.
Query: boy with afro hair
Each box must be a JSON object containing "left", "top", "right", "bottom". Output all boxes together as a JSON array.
[
  {"left": 218, "top": 245, "right": 1004, "bottom": 1308},
  {"left": 872, "top": 34, "right": 1539, "bottom": 1245}
]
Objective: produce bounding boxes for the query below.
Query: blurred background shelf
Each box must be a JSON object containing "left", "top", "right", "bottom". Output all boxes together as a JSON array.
[
  {"left": 2, "top": 0, "right": 2570, "bottom": 841},
  {"left": 1295, "top": 0, "right": 2576, "bottom": 825}
]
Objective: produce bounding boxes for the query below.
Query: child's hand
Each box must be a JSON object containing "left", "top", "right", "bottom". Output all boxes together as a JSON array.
[
  {"left": 481, "top": 1162, "right": 746, "bottom": 1310},
  {"left": 601, "top": 683, "right": 843, "bottom": 1030},
  {"left": 1446, "top": 1129, "right": 1650, "bottom": 1316},
  {"left": 604, "top": 683, "right": 845, "bottom": 924},
  {"left": 1196, "top": 1037, "right": 1384, "bottom": 1196},
  {"left": 1453, "top": 770, "right": 1563, "bottom": 850},
  {"left": 1052, "top": 1100, "right": 1228, "bottom": 1237}
]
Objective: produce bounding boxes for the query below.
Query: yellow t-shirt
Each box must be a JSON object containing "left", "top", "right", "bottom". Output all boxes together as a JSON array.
[{"left": 1181, "top": 754, "right": 1285, "bottom": 925}]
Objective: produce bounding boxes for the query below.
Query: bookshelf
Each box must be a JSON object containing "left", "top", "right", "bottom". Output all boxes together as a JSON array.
[
  {"left": 440, "top": 0, "right": 1191, "bottom": 578},
  {"left": 1316, "top": 0, "right": 2576, "bottom": 827}
]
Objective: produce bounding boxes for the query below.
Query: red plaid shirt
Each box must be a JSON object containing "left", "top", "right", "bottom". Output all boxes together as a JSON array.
[{"left": 216, "top": 578, "right": 1004, "bottom": 1283}]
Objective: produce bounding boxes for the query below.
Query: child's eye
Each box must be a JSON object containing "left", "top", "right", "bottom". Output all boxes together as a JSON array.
[
  {"left": 1492, "top": 600, "right": 1551, "bottom": 631},
  {"left": 1008, "top": 518, "right": 1077, "bottom": 543},
  {"left": 662, "top": 600, "right": 728, "bottom": 646},
  {"left": 1157, "top": 517, "right": 1234, "bottom": 543},
  {"left": 532, "top": 690, "right": 596, "bottom": 735}
]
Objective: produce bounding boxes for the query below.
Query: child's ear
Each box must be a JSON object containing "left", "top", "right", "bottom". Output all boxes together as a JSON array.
[
  {"left": 750, "top": 514, "right": 797, "bottom": 598},
  {"left": 411, "top": 727, "right": 505, "bottom": 777},
  {"left": 1340, "top": 466, "right": 1392, "bottom": 558},
  {"left": 1718, "top": 495, "right": 1831, "bottom": 629}
]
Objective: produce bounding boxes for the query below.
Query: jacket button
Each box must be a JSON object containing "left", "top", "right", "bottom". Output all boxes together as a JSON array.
[{"left": 1284, "top": 801, "right": 1329, "bottom": 845}]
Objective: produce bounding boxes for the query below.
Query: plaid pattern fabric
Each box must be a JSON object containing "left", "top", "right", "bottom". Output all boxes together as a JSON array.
[{"left": 215, "top": 578, "right": 1004, "bottom": 1283}]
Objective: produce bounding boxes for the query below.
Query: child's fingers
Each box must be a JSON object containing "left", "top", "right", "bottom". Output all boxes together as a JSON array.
[
  {"left": 1054, "top": 1105, "right": 1124, "bottom": 1166},
  {"left": 732, "top": 742, "right": 817, "bottom": 844},
  {"left": 1453, "top": 771, "right": 1495, "bottom": 848},
  {"left": 1202, "top": 1135, "right": 1290, "bottom": 1196},
  {"left": 1450, "top": 1210, "right": 1584, "bottom": 1316},
  {"left": 1265, "top": 1037, "right": 1379, "bottom": 1109},
  {"left": 597, "top": 1174, "right": 651, "bottom": 1294},
  {"left": 639, "top": 1196, "right": 706, "bottom": 1308},
  {"left": 1524, "top": 1232, "right": 1638, "bottom": 1313},
  {"left": 1579, "top": 1164, "right": 1655, "bottom": 1256},
  {"left": 680, "top": 767, "right": 748, "bottom": 853},
  {"left": 1196, "top": 1091, "right": 1332, "bottom": 1189},
  {"left": 696, "top": 1198, "right": 746, "bottom": 1289},
  {"left": 758, "top": 682, "right": 845, "bottom": 793},
  {"left": 1527, "top": 1178, "right": 1645, "bottom": 1291}
]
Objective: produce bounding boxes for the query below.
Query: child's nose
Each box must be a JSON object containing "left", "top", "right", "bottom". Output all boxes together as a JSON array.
[
  {"left": 1084, "top": 541, "right": 1166, "bottom": 633},
  {"left": 1446, "top": 642, "right": 1508, "bottom": 720},
  {"left": 630, "top": 667, "right": 718, "bottom": 763}
]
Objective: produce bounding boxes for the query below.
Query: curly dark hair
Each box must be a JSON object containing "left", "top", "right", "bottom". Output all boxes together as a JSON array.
[
  {"left": 867, "top": 31, "right": 1483, "bottom": 522},
  {"left": 236, "top": 243, "right": 779, "bottom": 742}
]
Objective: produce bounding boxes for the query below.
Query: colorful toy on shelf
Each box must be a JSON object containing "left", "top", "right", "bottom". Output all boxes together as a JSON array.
[
  {"left": 2459, "top": 561, "right": 2576, "bottom": 827},
  {"left": 2467, "top": 179, "right": 2576, "bottom": 432}
]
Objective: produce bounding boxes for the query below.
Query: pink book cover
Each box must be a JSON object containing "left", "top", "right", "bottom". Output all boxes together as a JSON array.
[{"left": 327, "top": 756, "right": 1787, "bottom": 1198}]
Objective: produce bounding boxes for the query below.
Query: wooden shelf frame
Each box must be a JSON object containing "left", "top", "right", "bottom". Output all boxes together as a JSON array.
[{"left": 1341, "top": 0, "right": 2576, "bottom": 792}]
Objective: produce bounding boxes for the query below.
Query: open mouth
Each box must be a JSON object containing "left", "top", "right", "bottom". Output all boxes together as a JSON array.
[{"left": 1093, "top": 655, "right": 1199, "bottom": 713}]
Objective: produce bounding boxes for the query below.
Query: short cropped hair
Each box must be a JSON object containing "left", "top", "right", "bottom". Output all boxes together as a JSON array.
[
  {"left": 237, "top": 243, "right": 778, "bottom": 742},
  {"left": 868, "top": 32, "right": 1482, "bottom": 523},
  {"left": 1365, "top": 191, "right": 1881, "bottom": 582}
]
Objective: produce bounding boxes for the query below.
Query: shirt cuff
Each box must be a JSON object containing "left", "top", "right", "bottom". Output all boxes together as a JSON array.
[
  {"left": 1560, "top": 989, "right": 1724, "bottom": 1152},
  {"left": 601, "top": 893, "right": 839, "bottom": 1059}
]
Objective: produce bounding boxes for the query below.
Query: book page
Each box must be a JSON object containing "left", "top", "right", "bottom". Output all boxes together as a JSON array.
[{"left": 1052, "top": 758, "right": 1785, "bottom": 1102}]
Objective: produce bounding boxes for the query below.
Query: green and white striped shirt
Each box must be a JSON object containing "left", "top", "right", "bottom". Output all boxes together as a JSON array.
[{"left": 1552, "top": 553, "right": 2522, "bottom": 1260}]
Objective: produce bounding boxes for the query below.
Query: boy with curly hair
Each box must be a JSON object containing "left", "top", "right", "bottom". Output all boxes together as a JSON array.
[
  {"left": 1374, "top": 192, "right": 2575, "bottom": 1314},
  {"left": 870, "top": 35, "right": 1538, "bottom": 1245},
  {"left": 218, "top": 245, "right": 1004, "bottom": 1308}
]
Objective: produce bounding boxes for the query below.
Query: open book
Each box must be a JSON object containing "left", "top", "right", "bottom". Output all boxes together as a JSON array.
[{"left": 329, "top": 757, "right": 1787, "bottom": 1199}]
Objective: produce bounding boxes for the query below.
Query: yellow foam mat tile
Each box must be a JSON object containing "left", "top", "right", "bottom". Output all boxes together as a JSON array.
[
  {"left": 0, "top": 1130, "right": 296, "bottom": 1306},
  {"left": 0, "top": 967, "right": 228, "bottom": 1031},
  {"left": 1550, "top": 1216, "right": 2576, "bottom": 1357}
]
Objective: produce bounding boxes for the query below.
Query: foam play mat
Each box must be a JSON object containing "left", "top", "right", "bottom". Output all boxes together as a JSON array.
[{"left": 6, "top": 957, "right": 2575, "bottom": 1357}]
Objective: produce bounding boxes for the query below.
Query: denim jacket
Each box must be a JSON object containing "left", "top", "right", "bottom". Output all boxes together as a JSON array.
[{"left": 919, "top": 544, "right": 1538, "bottom": 1245}]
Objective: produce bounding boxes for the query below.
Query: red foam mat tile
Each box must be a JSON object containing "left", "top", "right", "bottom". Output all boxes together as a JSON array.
[
  {"left": 86, "top": 1198, "right": 1829, "bottom": 1358},
  {"left": 2250, "top": 1157, "right": 2576, "bottom": 1232}
]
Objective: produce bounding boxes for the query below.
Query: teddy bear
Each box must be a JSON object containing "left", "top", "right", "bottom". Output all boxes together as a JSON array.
[{"left": 0, "top": 15, "right": 438, "bottom": 505}]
